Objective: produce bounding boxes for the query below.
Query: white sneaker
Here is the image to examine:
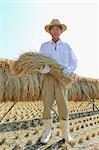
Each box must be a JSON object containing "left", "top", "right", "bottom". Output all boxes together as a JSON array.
[{"left": 40, "top": 119, "right": 52, "bottom": 144}]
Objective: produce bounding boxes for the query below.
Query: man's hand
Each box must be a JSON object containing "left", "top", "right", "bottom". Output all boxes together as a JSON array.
[
  {"left": 62, "top": 67, "right": 74, "bottom": 76},
  {"left": 39, "top": 65, "right": 52, "bottom": 74}
]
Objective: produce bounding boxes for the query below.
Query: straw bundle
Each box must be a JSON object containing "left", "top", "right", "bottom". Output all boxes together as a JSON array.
[
  {"left": 0, "top": 59, "right": 99, "bottom": 103},
  {"left": 21, "top": 73, "right": 41, "bottom": 101},
  {"left": 68, "top": 77, "right": 99, "bottom": 101},
  {"left": 0, "top": 59, "right": 41, "bottom": 103},
  {"left": 0, "top": 59, "right": 12, "bottom": 102},
  {"left": 0, "top": 59, "right": 12, "bottom": 81},
  {"left": 4, "top": 73, "right": 41, "bottom": 103},
  {"left": 0, "top": 70, "right": 4, "bottom": 102},
  {"left": 4, "top": 76, "right": 21, "bottom": 102},
  {"left": 12, "top": 52, "right": 78, "bottom": 89}
]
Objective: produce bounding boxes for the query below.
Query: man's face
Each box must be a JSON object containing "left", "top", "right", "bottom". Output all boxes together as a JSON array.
[{"left": 49, "top": 25, "right": 62, "bottom": 39}]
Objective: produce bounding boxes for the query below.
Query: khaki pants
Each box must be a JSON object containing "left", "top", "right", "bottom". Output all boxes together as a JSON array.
[{"left": 42, "top": 74, "right": 69, "bottom": 121}]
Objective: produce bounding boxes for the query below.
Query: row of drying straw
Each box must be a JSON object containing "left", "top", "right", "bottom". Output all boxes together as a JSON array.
[{"left": 0, "top": 56, "right": 99, "bottom": 102}]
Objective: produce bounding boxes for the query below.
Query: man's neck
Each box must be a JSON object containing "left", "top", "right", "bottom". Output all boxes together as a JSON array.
[{"left": 52, "top": 38, "right": 60, "bottom": 43}]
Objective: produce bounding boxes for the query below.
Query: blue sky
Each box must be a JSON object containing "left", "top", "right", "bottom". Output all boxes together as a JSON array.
[{"left": 0, "top": 0, "right": 98, "bottom": 78}]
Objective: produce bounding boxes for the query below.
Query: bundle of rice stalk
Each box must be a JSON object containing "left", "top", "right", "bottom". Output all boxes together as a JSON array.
[
  {"left": 29, "top": 73, "right": 41, "bottom": 100},
  {"left": 0, "top": 59, "right": 13, "bottom": 102},
  {"left": 79, "top": 77, "right": 99, "bottom": 100},
  {"left": 0, "top": 59, "right": 12, "bottom": 81},
  {"left": 4, "top": 76, "right": 21, "bottom": 102},
  {"left": 4, "top": 72, "right": 41, "bottom": 102},
  {"left": 68, "top": 77, "right": 99, "bottom": 101},
  {"left": 23, "top": 73, "right": 41, "bottom": 101},
  {"left": 84, "top": 78, "right": 95, "bottom": 98},
  {"left": 19, "top": 75, "right": 29, "bottom": 101},
  {"left": 12, "top": 52, "right": 78, "bottom": 89},
  {"left": 73, "top": 82, "right": 83, "bottom": 100},
  {"left": 0, "top": 70, "right": 4, "bottom": 102},
  {"left": 91, "top": 79, "right": 99, "bottom": 98}
]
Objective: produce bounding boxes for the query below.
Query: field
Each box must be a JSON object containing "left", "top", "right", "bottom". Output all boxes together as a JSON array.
[
  {"left": 0, "top": 100, "right": 99, "bottom": 150},
  {"left": 0, "top": 59, "right": 99, "bottom": 149}
]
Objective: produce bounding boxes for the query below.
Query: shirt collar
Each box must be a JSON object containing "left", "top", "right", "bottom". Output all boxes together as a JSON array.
[{"left": 50, "top": 39, "right": 62, "bottom": 45}]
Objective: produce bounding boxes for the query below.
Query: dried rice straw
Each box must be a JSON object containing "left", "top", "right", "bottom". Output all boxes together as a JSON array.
[
  {"left": 0, "top": 59, "right": 99, "bottom": 103},
  {"left": 68, "top": 77, "right": 99, "bottom": 101},
  {"left": 12, "top": 52, "right": 78, "bottom": 89}
]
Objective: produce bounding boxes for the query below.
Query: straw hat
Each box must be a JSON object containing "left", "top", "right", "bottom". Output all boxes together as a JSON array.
[{"left": 45, "top": 19, "right": 67, "bottom": 33}]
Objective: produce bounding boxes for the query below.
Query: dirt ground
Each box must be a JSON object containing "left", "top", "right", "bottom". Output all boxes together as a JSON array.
[{"left": 0, "top": 101, "right": 99, "bottom": 150}]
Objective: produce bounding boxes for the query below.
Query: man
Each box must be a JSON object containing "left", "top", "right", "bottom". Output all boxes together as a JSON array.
[{"left": 39, "top": 19, "right": 77, "bottom": 144}]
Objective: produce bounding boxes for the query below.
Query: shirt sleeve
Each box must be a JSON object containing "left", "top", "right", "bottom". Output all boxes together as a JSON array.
[
  {"left": 39, "top": 44, "right": 45, "bottom": 54},
  {"left": 67, "top": 45, "right": 78, "bottom": 71}
]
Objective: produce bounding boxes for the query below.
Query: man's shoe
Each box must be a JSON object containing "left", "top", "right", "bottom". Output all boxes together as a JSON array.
[
  {"left": 40, "top": 119, "right": 52, "bottom": 144},
  {"left": 60, "top": 120, "right": 76, "bottom": 146}
]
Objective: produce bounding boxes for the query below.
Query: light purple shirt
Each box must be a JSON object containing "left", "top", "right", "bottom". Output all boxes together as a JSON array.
[{"left": 39, "top": 39, "right": 77, "bottom": 71}]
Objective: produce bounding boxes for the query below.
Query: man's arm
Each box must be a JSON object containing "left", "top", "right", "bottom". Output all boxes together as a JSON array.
[
  {"left": 63, "top": 45, "right": 78, "bottom": 75},
  {"left": 66, "top": 45, "right": 77, "bottom": 72}
]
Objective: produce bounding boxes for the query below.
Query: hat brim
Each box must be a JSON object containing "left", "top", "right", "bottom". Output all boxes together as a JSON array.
[{"left": 45, "top": 24, "right": 67, "bottom": 33}]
